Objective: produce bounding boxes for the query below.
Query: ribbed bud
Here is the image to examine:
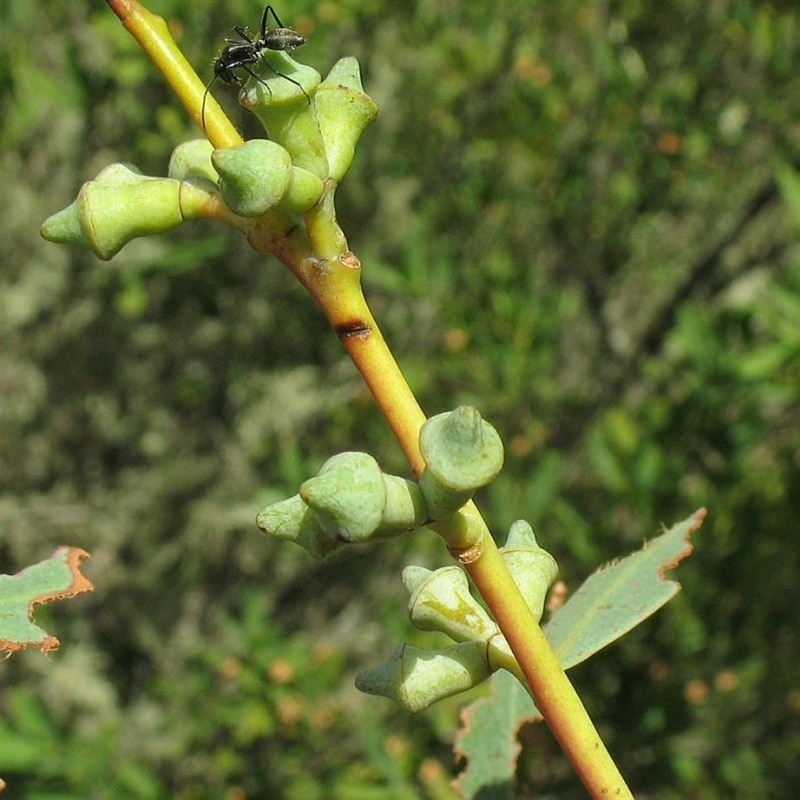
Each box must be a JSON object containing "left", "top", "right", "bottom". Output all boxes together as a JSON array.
[
  {"left": 40, "top": 164, "right": 184, "bottom": 260},
  {"left": 300, "top": 452, "right": 385, "bottom": 541},
  {"left": 257, "top": 452, "right": 427, "bottom": 558},
  {"left": 315, "top": 58, "right": 378, "bottom": 181},
  {"left": 355, "top": 641, "right": 491, "bottom": 713},
  {"left": 403, "top": 565, "right": 498, "bottom": 643},
  {"left": 418, "top": 407, "right": 504, "bottom": 519},
  {"left": 212, "top": 140, "right": 293, "bottom": 217},
  {"left": 500, "top": 520, "right": 559, "bottom": 622}
]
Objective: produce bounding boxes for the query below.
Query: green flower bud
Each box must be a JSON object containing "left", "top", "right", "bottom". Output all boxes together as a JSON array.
[
  {"left": 418, "top": 407, "right": 504, "bottom": 519},
  {"left": 380, "top": 474, "right": 428, "bottom": 531},
  {"left": 276, "top": 166, "right": 325, "bottom": 213},
  {"left": 255, "top": 493, "right": 341, "bottom": 560},
  {"left": 300, "top": 452, "right": 384, "bottom": 541},
  {"left": 212, "top": 140, "right": 293, "bottom": 217},
  {"left": 355, "top": 641, "right": 491, "bottom": 713},
  {"left": 315, "top": 58, "right": 378, "bottom": 181},
  {"left": 258, "top": 453, "right": 428, "bottom": 558},
  {"left": 40, "top": 164, "right": 184, "bottom": 260},
  {"left": 241, "top": 54, "right": 328, "bottom": 179},
  {"left": 168, "top": 139, "right": 219, "bottom": 190},
  {"left": 300, "top": 452, "right": 426, "bottom": 542},
  {"left": 500, "top": 521, "right": 559, "bottom": 622},
  {"left": 403, "top": 565, "right": 498, "bottom": 643}
]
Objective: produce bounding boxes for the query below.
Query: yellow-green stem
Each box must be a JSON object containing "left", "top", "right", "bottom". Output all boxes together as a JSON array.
[
  {"left": 290, "top": 249, "right": 428, "bottom": 475},
  {"left": 106, "top": 0, "right": 242, "bottom": 149},
  {"left": 278, "top": 261, "right": 634, "bottom": 799},
  {"left": 467, "top": 531, "right": 634, "bottom": 798},
  {"left": 297, "top": 264, "right": 633, "bottom": 796}
]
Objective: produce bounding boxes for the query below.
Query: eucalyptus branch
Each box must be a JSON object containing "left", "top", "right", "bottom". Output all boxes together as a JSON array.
[{"left": 39, "top": 2, "right": 640, "bottom": 795}]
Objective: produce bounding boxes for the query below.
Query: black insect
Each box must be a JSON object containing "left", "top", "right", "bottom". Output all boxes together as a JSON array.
[{"left": 202, "top": 5, "right": 308, "bottom": 129}]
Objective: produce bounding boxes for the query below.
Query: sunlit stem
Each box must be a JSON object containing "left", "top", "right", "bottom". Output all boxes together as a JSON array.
[{"left": 106, "top": 0, "right": 242, "bottom": 149}]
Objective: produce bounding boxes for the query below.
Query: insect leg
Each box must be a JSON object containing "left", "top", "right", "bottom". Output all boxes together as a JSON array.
[
  {"left": 255, "top": 52, "right": 310, "bottom": 102},
  {"left": 231, "top": 26, "right": 256, "bottom": 44},
  {"left": 262, "top": 5, "right": 286, "bottom": 33}
]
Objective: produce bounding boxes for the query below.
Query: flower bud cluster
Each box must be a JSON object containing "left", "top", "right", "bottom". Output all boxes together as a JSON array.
[
  {"left": 255, "top": 405, "right": 559, "bottom": 711},
  {"left": 355, "top": 524, "right": 558, "bottom": 712},
  {"left": 256, "top": 407, "right": 505, "bottom": 559},
  {"left": 41, "top": 54, "right": 377, "bottom": 259}
]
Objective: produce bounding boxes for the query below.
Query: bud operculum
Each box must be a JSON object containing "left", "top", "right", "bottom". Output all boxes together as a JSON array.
[
  {"left": 418, "top": 407, "right": 504, "bottom": 519},
  {"left": 256, "top": 452, "right": 427, "bottom": 558},
  {"left": 212, "top": 140, "right": 293, "bottom": 217},
  {"left": 255, "top": 493, "right": 341, "bottom": 559},
  {"left": 315, "top": 58, "right": 378, "bottom": 181},
  {"left": 500, "top": 520, "right": 559, "bottom": 622}
]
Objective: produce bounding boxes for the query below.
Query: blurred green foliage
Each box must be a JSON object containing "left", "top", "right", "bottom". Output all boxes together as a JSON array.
[{"left": 1, "top": 0, "right": 799, "bottom": 797}]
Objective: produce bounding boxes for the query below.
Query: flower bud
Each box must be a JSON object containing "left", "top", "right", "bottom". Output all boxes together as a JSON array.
[
  {"left": 40, "top": 164, "right": 184, "bottom": 260},
  {"left": 315, "top": 58, "right": 378, "bottom": 181},
  {"left": 418, "top": 407, "right": 504, "bottom": 519},
  {"left": 300, "top": 452, "right": 427, "bottom": 542},
  {"left": 355, "top": 641, "right": 491, "bottom": 712},
  {"left": 168, "top": 139, "right": 219, "bottom": 190},
  {"left": 276, "top": 166, "right": 325, "bottom": 213},
  {"left": 300, "top": 452, "right": 385, "bottom": 541},
  {"left": 258, "top": 453, "right": 428, "bottom": 558},
  {"left": 241, "top": 55, "right": 328, "bottom": 179},
  {"left": 403, "top": 565, "right": 498, "bottom": 643},
  {"left": 212, "top": 140, "right": 293, "bottom": 217},
  {"left": 500, "top": 520, "right": 559, "bottom": 622}
]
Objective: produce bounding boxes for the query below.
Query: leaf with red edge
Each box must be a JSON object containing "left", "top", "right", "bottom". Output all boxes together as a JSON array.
[
  {"left": 0, "top": 547, "right": 93, "bottom": 655},
  {"left": 544, "top": 508, "right": 705, "bottom": 670}
]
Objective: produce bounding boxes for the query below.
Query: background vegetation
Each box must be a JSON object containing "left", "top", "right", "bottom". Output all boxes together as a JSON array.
[{"left": 1, "top": 0, "right": 799, "bottom": 797}]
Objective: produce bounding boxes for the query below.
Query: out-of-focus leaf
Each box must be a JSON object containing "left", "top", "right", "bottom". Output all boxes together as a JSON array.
[
  {"left": 452, "top": 670, "right": 535, "bottom": 800},
  {"left": 0, "top": 547, "right": 93, "bottom": 655},
  {"left": 775, "top": 163, "right": 800, "bottom": 229}
]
